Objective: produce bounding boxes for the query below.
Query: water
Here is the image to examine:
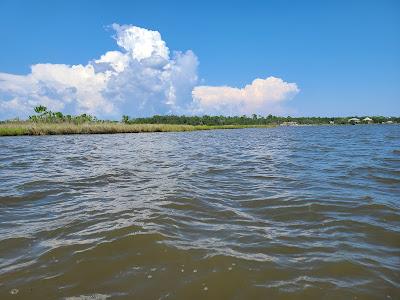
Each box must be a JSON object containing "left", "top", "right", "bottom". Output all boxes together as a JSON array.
[{"left": 0, "top": 125, "right": 399, "bottom": 299}]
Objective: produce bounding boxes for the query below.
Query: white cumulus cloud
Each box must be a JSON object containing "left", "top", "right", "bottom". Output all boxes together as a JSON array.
[
  {"left": 0, "top": 24, "right": 198, "bottom": 119},
  {"left": 0, "top": 24, "right": 299, "bottom": 119},
  {"left": 192, "top": 77, "right": 299, "bottom": 115}
]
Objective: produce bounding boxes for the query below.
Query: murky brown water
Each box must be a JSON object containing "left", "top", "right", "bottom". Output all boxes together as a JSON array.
[{"left": 0, "top": 125, "right": 399, "bottom": 299}]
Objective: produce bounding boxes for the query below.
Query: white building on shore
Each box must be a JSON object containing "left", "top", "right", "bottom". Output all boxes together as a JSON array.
[
  {"left": 362, "top": 117, "right": 373, "bottom": 124},
  {"left": 348, "top": 118, "right": 360, "bottom": 124}
]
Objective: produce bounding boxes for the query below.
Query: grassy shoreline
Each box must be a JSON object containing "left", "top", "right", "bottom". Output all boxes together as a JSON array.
[{"left": 0, "top": 122, "right": 276, "bottom": 136}]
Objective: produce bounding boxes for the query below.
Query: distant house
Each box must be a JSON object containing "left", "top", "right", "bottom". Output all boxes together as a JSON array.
[
  {"left": 362, "top": 117, "right": 373, "bottom": 124},
  {"left": 348, "top": 118, "right": 360, "bottom": 125},
  {"left": 329, "top": 120, "right": 334, "bottom": 125}
]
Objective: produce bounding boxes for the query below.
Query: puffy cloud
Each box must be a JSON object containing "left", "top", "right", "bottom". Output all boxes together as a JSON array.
[
  {"left": 0, "top": 24, "right": 198, "bottom": 119},
  {"left": 192, "top": 77, "right": 299, "bottom": 115},
  {"left": 112, "top": 24, "right": 169, "bottom": 61},
  {"left": 94, "top": 51, "right": 129, "bottom": 73},
  {"left": 0, "top": 24, "right": 299, "bottom": 119}
]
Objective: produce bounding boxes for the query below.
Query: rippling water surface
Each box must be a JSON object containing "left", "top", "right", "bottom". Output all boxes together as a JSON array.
[{"left": 0, "top": 125, "right": 399, "bottom": 299}]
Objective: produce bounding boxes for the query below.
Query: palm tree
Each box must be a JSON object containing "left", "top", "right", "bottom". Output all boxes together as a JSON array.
[{"left": 34, "top": 105, "right": 47, "bottom": 114}]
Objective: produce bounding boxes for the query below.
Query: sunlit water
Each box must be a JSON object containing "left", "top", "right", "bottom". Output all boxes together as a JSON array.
[{"left": 0, "top": 125, "right": 399, "bottom": 299}]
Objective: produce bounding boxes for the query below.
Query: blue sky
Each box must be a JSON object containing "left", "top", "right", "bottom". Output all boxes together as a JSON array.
[{"left": 0, "top": 0, "right": 399, "bottom": 118}]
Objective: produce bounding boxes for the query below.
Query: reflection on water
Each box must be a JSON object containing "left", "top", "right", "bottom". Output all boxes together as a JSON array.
[{"left": 0, "top": 125, "right": 399, "bottom": 299}]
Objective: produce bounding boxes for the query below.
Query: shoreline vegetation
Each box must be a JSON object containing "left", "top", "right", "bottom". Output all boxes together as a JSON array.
[
  {"left": 0, "top": 105, "right": 398, "bottom": 136},
  {"left": 0, "top": 122, "right": 274, "bottom": 136}
]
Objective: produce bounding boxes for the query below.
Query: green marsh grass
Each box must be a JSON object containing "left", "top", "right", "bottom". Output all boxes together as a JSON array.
[{"left": 0, "top": 122, "right": 274, "bottom": 136}]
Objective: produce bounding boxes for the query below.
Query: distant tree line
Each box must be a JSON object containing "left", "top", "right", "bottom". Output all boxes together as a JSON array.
[
  {"left": 2, "top": 105, "right": 397, "bottom": 125},
  {"left": 123, "top": 114, "right": 400, "bottom": 125}
]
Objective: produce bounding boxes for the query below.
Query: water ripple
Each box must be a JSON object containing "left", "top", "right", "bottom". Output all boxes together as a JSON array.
[{"left": 0, "top": 125, "right": 399, "bottom": 299}]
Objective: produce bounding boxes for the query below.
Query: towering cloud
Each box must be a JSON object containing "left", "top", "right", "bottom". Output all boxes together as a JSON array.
[{"left": 0, "top": 24, "right": 299, "bottom": 119}]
